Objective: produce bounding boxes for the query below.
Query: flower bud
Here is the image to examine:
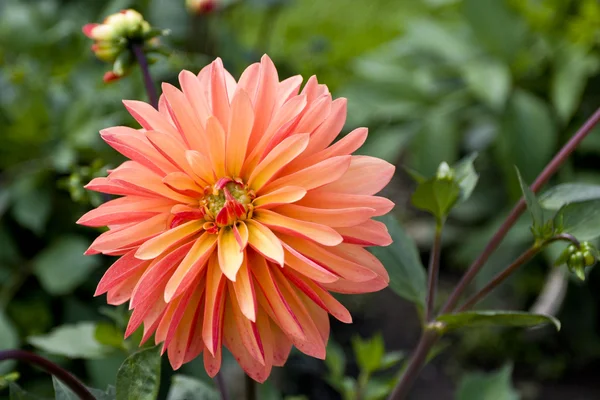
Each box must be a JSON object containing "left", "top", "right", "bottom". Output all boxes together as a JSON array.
[
  {"left": 186, "top": 0, "right": 217, "bottom": 15},
  {"left": 82, "top": 9, "right": 168, "bottom": 82},
  {"left": 436, "top": 162, "right": 454, "bottom": 181},
  {"left": 556, "top": 241, "right": 598, "bottom": 281}
]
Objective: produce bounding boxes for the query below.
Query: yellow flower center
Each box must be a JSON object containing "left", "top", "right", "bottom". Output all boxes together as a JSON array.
[{"left": 201, "top": 178, "right": 254, "bottom": 228}]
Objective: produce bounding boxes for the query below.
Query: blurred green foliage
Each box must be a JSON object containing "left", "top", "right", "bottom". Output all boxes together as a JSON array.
[{"left": 2, "top": 0, "right": 600, "bottom": 398}]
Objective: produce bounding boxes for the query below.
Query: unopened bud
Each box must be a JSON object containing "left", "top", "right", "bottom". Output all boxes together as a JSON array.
[
  {"left": 186, "top": 0, "right": 217, "bottom": 15},
  {"left": 436, "top": 162, "right": 454, "bottom": 181},
  {"left": 556, "top": 241, "right": 598, "bottom": 281}
]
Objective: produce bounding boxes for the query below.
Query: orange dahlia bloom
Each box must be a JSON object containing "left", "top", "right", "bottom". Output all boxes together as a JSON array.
[{"left": 79, "top": 55, "right": 394, "bottom": 381}]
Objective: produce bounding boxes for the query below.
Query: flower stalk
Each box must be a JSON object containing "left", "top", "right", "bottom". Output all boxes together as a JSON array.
[
  {"left": 0, "top": 350, "right": 94, "bottom": 400},
  {"left": 425, "top": 223, "right": 443, "bottom": 321},
  {"left": 131, "top": 44, "right": 158, "bottom": 109},
  {"left": 388, "top": 106, "right": 600, "bottom": 400}
]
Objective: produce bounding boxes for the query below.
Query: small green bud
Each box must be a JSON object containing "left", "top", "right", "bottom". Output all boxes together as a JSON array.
[
  {"left": 436, "top": 162, "right": 454, "bottom": 181},
  {"left": 556, "top": 241, "right": 598, "bottom": 281}
]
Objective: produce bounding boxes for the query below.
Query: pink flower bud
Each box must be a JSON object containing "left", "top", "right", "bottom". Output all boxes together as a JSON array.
[{"left": 186, "top": 0, "right": 217, "bottom": 15}]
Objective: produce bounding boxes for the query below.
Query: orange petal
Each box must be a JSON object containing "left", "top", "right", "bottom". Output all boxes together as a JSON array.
[
  {"left": 283, "top": 268, "right": 352, "bottom": 323},
  {"left": 95, "top": 249, "right": 150, "bottom": 296},
  {"left": 248, "top": 134, "right": 310, "bottom": 191},
  {"left": 218, "top": 226, "right": 245, "bottom": 281},
  {"left": 328, "top": 243, "right": 389, "bottom": 282},
  {"left": 261, "top": 155, "right": 351, "bottom": 194},
  {"left": 245, "top": 220, "right": 284, "bottom": 266},
  {"left": 253, "top": 186, "right": 306, "bottom": 209},
  {"left": 248, "top": 56, "right": 278, "bottom": 151},
  {"left": 122, "top": 100, "right": 183, "bottom": 143},
  {"left": 165, "top": 232, "right": 218, "bottom": 302},
  {"left": 232, "top": 253, "right": 257, "bottom": 321},
  {"left": 179, "top": 70, "right": 211, "bottom": 131},
  {"left": 302, "top": 97, "right": 347, "bottom": 156},
  {"left": 321, "top": 156, "right": 395, "bottom": 195},
  {"left": 210, "top": 58, "right": 231, "bottom": 131},
  {"left": 254, "top": 209, "right": 342, "bottom": 247},
  {"left": 270, "top": 323, "right": 292, "bottom": 367},
  {"left": 186, "top": 150, "right": 216, "bottom": 185},
  {"left": 250, "top": 251, "right": 305, "bottom": 341},
  {"left": 279, "top": 234, "right": 377, "bottom": 282},
  {"left": 321, "top": 276, "right": 388, "bottom": 294},
  {"left": 226, "top": 89, "right": 254, "bottom": 177},
  {"left": 275, "top": 204, "right": 376, "bottom": 228},
  {"left": 167, "top": 285, "right": 204, "bottom": 369},
  {"left": 281, "top": 242, "right": 339, "bottom": 284},
  {"left": 228, "top": 283, "right": 265, "bottom": 365},
  {"left": 78, "top": 196, "right": 173, "bottom": 227},
  {"left": 298, "top": 191, "right": 394, "bottom": 217},
  {"left": 202, "top": 253, "right": 226, "bottom": 355},
  {"left": 161, "top": 83, "right": 205, "bottom": 151},
  {"left": 336, "top": 219, "right": 393, "bottom": 246},
  {"left": 106, "top": 267, "right": 145, "bottom": 306},
  {"left": 223, "top": 298, "right": 273, "bottom": 382},
  {"left": 135, "top": 219, "right": 204, "bottom": 260},
  {"left": 205, "top": 116, "right": 227, "bottom": 178},
  {"left": 130, "top": 242, "right": 194, "bottom": 309},
  {"left": 162, "top": 172, "right": 205, "bottom": 197},
  {"left": 295, "top": 93, "right": 332, "bottom": 134}
]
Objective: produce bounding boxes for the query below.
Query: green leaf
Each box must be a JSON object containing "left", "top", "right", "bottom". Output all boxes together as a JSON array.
[
  {"left": 370, "top": 216, "right": 426, "bottom": 310},
  {"left": 0, "top": 312, "right": 19, "bottom": 375},
  {"left": 53, "top": 376, "right": 79, "bottom": 400},
  {"left": 325, "top": 341, "right": 346, "bottom": 380},
  {"left": 379, "top": 351, "right": 404, "bottom": 370},
  {"left": 539, "top": 183, "right": 600, "bottom": 210},
  {"left": 463, "top": 0, "right": 525, "bottom": 61},
  {"left": 32, "top": 236, "right": 100, "bottom": 295},
  {"left": 352, "top": 334, "right": 385, "bottom": 374},
  {"left": 53, "top": 376, "right": 116, "bottom": 400},
  {"left": 456, "top": 364, "right": 519, "bottom": 400},
  {"left": 515, "top": 168, "right": 543, "bottom": 230},
  {"left": 498, "top": 91, "right": 556, "bottom": 197},
  {"left": 436, "top": 311, "right": 560, "bottom": 332},
  {"left": 28, "top": 322, "right": 111, "bottom": 359},
  {"left": 95, "top": 323, "right": 125, "bottom": 349},
  {"left": 410, "top": 111, "right": 459, "bottom": 177},
  {"left": 551, "top": 44, "right": 599, "bottom": 123},
  {"left": 454, "top": 153, "right": 479, "bottom": 203},
  {"left": 10, "top": 175, "right": 52, "bottom": 235},
  {"left": 461, "top": 59, "right": 511, "bottom": 111},
  {"left": 412, "top": 178, "right": 461, "bottom": 220},
  {"left": 116, "top": 346, "right": 161, "bottom": 400},
  {"left": 9, "top": 382, "right": 42, "bottom": 400},
  {"left": 166, "top": 375, "right": 219, "bottom": 400},
  {"left": 554, "top": 200, "right": 600, "bottom": 240}
]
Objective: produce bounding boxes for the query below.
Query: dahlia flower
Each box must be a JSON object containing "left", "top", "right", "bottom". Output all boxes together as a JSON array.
[{"left": 79, "top": 55, "right": 394, "bottom": 381}]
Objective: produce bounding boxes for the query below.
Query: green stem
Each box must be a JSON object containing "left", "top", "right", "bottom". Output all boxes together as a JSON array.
[
  {"left": 0, "top": 350, "right": 94, "bottom": 399},
  {"left": 245, "top": 374, "right": 256, "bottom": 400},
  {"left": 425, "top": 223, "right": 443, "bottom": 322},
  {"left": 214, "top": 372, "right": 229, "bottom": 400}
]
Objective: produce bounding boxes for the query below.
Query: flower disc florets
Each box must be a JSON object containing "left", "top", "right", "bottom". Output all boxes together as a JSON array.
[{"left": 202, "top": 178, "right": 255, "bottom": 227}]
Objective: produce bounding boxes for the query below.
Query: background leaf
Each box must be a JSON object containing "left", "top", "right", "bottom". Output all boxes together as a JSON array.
[
  {"left": 456, "top": 364, "right": 519, "bottom": 400},
  {"left": 166, "top": 375, "right": 219, "bottom": 400},
  {"left": 116, "top": 346, "right": 161, "bottom": 400},
  {"left": 28, "top": 322, "right": 110, "bottom": 359},
  {"left": 554, "top": 200, "right": 600, "bottom": 240},
  {"left": 437, "top": 311, "right": 561, "bottom": 332},
  {"left": 0, "top": 312, "right": 20, "bottom": 374},
  {"left": 370, "top": 216, "right": 426, "bottom": 310},
  {"left": 516, "top": 168, "right": 544, "bottom": 230},
  {"left": 32, "top": 236, "right": 101, "bottom": 296},
  {"left": 539, "top": 183, "right": 600, "bottom": 210}
]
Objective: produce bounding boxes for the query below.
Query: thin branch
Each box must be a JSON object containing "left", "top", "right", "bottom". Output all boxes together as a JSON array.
[
  {"left": 0, "top": 350, "right": 94, "bottom": 400},
  {"left": 425, "top": 224, "right": 443, "bottom": 321},
  {"left": 214, "top": 372, "right": 229, "bottom": 400},
  {"left": 131, "top": 44, "right": 158, "bottom": 109},
  {"left": 457, "top": 246, "right": 539, "bottom": 312},
  {"left": 440, "top": 107, "right": 600, "bottom": 314},
  {"left": 387, "top": 330, "right": 439, "bottom": 400},
  {"left": 387, "top": 107, "right": 600, "bottom": 400},
  {"left": 245, "top": 374, "right": 256, "bottom": 400}
]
